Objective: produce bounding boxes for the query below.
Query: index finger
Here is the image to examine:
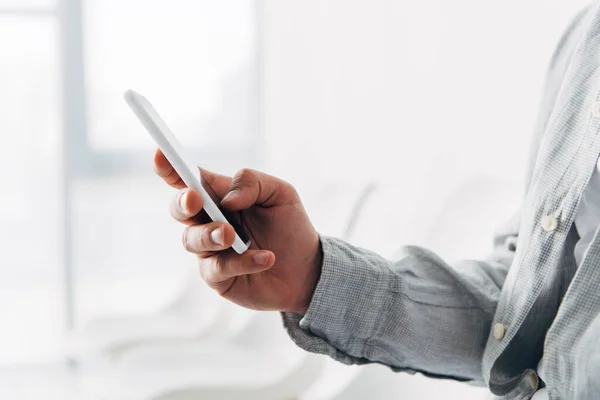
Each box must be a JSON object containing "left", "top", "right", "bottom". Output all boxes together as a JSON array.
[
  {"left": 153, "top": 149, "right": 186, "bottom": 189},
  {"left": 200, "top": 250, "right": 275, "bottom": 291},
  {"left": 153, "top": 149, "right": 234, "bottom": 198}
]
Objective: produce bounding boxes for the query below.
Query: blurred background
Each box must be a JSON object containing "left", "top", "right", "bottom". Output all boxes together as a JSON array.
[{"left": 0, "top": 0, "right": 591, "bottom": 399}]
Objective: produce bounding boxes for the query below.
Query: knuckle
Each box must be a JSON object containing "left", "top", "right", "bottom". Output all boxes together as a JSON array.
[
  {"left": 288, "top": 185, "right": 300, "bottom": 201},
  {"left": 199, "top": 227, "right": 214, "bottom": 249},
  {"left": 182, "top": 227, "right": 190, "bottom": 251},
  {"left": 234, "top": 168, "right": 255, "bottom": 184},
  {"left": 239, "top": 168, "right": 255, "bottom": 177},
  {"left": 213, "top": 254, "right": 226, "bottom": 276},
  {"left": 197, "top": 258, "right": 210, "bottom": 282},
  {"left": 182, "top": 226, "right": 208, "bottom": 252},
  {"left": 276, "top": 180, "right": 299, "bottom": 204},
  {"left": 280, "top": 180, "right": 296, "bottom": 195},
  {"left": 165, "top": 170, "right": 179, "bottom": 184}
]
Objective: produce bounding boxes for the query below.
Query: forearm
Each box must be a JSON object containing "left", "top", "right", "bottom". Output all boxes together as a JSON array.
[{"left": 282, "top": 233, "right": 516, "bottom": 383}]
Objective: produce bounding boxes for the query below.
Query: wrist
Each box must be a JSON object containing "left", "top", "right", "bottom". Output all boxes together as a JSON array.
[{"left": 292, "top": 236, "right": 323, "bottom": 315}]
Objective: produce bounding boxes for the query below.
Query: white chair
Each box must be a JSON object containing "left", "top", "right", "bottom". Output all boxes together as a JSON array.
[
  {"left": 301, "top": 180, "right": 376, "bottom": 238},
  {"left": 295, "top": 175, "right": 520, "bottom": 400},
  {"left": 78, "top": 182, "right": 373, "bottom": 399},
  {"left": 347, "top": 175, "right": 521, "bottom": 262},
  {"left": 66, "top": 271, "right": 235, "bottom": 360},
  {"left": 100, "top": 311, "right": 323, "bottom": 400},
  {"left": 67, "top": 181, "right": 372, "bottom": 363}
]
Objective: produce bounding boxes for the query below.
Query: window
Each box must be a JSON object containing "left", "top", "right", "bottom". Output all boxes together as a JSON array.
[
  {"left": 74, "top": 0, "right": 260, "bottom": 326},
  {"left": 0, "top": 0, "right": 53, "bottom": 8},
  {"left": 0, "top": 15, "right": 62, "bottom": 363},
  {"left": 0, "top": 0, "right": 259, "bottom": 363}
]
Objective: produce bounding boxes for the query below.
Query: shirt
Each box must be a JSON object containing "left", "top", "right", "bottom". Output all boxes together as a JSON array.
[
  {"left": 533, "top": 161, "right": 600, "bottom": 400},
  {"left": 573, "top": 164, "right": 600, "bottom": 265},
  {"left": 281, "top": 3, "right": 600, "bottom": 399}
]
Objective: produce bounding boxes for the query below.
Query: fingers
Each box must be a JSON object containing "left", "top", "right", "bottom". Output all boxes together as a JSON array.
[
  {"left": 221, "top": 168, "right": 299, "bottom": 211},
  {"left": 199, "top": 167, "right": 232, "bottom": 199},
  {"left": 183, "top": 223, "right": 275, "bottom": 290},
  {"left": 182, "top": 222, "right": 236, "bottom": 253},
  {"left": 154, "top": 149, "right": 233, "bottom": 197},
  {"left": 170, "top": 188, "right": 204, "bottom": 224},
  {"left": 154, "top": 149, "right": 185, "bottom": 189},
  {"left": 199, "top": 250, "right": 276, "bottom": 289}
]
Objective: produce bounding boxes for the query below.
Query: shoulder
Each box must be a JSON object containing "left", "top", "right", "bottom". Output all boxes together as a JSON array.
[{"left": 551, "top": 4, "right": 594, "bottom": 66}]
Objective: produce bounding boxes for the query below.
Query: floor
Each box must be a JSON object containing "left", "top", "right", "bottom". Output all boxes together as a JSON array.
[{"left": 0, "top": 360, "right": 113, "bottom": 400}]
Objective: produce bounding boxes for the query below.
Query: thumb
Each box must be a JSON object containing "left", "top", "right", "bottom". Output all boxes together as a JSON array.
[
  {"left": 221, "top": 169, "right": 298, "bottom": 210},
  {"left": 199, "top": 167, "right": 232, "bottom": 199}
]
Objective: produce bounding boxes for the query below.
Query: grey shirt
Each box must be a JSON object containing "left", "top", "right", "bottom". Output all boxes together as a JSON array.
[{"left": 282, "top": 3, "right": 600, "bottom": 399}]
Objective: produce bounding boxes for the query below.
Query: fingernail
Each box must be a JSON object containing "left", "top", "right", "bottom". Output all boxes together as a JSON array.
[
  {"left": 210, "top": 227, "right": 224, "bottom": 246},
  {"left": 254, "top": 252, "right": 270, "bottom": 265},
  {"left": 179, "top": 190, "right": 189, "bottom": 214},
  {"left": 222, "top": 189, "right": 239, "bottom": 203}
]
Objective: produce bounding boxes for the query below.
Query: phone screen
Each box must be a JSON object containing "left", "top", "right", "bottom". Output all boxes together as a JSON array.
[{"left": 200, "top": 172, "right": 251, "bottom": 245}]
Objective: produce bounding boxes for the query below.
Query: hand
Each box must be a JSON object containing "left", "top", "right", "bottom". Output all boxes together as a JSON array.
[{"left": 153, "top": 149, "right": 322, "bottom": 315}]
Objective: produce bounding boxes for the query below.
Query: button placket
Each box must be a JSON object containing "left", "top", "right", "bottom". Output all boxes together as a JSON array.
[{"left": 592, "top": 101, "right": 600, "bottom": 118}]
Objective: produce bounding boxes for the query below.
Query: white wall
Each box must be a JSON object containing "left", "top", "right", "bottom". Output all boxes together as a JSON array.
[
  {"left": 261, "top": 0, "right": 590, "bottom": 398},
  {"left": 261, "top": 0, "right": 589, "bottom": 235}
]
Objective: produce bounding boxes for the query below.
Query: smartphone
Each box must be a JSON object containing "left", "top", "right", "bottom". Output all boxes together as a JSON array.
[{"left": 124, "top": 89, "right": 251, "bottom": 254}]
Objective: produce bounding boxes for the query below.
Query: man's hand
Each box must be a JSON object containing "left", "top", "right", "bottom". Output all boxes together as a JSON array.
[{"left": 154, "top": 149, "right": 322, "bottom": 315}]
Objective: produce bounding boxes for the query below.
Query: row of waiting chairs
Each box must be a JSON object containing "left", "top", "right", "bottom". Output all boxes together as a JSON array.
[{"left": 67, "top": 177, "right": 513, "bottom": 399}]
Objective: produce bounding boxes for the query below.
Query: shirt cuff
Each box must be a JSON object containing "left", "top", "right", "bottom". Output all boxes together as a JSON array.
[{"left": 281, "top": 235, "right": 392, "bottom": 364}]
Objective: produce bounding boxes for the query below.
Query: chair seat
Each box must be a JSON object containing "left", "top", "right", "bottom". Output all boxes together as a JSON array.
[
  {"left": 111, "top": 341, "right": 313, "bottom": 399},
  {"left": 67, "top": 312, "right": 217, "bottom": 357}
]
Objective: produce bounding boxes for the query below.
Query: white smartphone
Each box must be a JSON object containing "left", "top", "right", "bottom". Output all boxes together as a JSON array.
[{"left": 124, "top": 89, "right": 251, "bottom": 254}]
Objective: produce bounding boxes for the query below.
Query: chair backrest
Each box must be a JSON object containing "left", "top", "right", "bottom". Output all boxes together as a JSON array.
[
  {"left": 416, "top": 176, "right": 521, "bottom": 262},
  {"left": 345, "top": 175, "right": 521, "bottom": 261},
  {"left": 302, "top": 180, "right": 375, "bottom": 238},
  {"left": 228, "top": 311, "right": 291, "bottom": 349},
  {"left": 164, "top": 268, "right": 217, "bottom": 311},
  {"left": 162, "top": 265, "right": 234, "bottom": 335}
]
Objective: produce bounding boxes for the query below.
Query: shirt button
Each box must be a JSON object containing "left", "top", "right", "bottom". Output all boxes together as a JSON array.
[
  {"left": 505, "top": 237, "right": 517, "bottom": 252},
  {"left": 527, "top": 371, "right": 538, "bottom": 390},
  {"left": 493, "top": 323, "right": 505, "bottom": 340},
  {"left": 541, "top": 215, "right": 558, "bottom": 232},
  {"left": 592, "top": 101, "right": 600, "bottom": 118}
]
